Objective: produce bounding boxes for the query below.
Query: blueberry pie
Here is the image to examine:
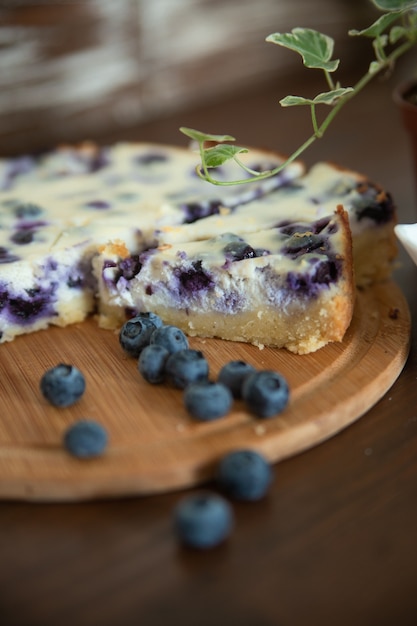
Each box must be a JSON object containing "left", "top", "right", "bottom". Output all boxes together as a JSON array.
[
  {"left": 0, "top": 141, "right": 396, "bottom": 352},
  {"left": 96, "top": 207, "right": 354, "bottom": 354}
]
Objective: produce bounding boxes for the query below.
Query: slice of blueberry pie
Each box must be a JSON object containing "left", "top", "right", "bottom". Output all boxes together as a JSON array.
[{"left": 95, "top": 207, "right": 354, "bottom": 354}]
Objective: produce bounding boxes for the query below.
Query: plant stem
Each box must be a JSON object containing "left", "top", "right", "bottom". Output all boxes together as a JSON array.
[
  {"left": 311, "top": 104, "right": 320, "bottom": 136},
  {"left": 198, "top": 34, "right": 416, "bottom": 187}
]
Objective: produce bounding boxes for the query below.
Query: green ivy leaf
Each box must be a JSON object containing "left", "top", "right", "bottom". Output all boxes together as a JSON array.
[
  {"left": 389, "top": 24, "right": 409, "bottom": 42},
  {"left": 180, "top": 127, "right": 236, "bottom": 144},
  {"left": 371, "top": 0, "right": 417, "bottom": 11},
  {"left": 266, "top": 28, "right": 339, "bottom": 72},
  {"left": 280, "top": 87, "right": 354, "bottom": 107},
  {"left": 279, "top": 95, "right": 314, "bottom": 107},
  {"left": 349, "top": 11, "right": 402, "bottom": 37},
  {"left": 203, "top": 144, "right": 248, "bottom": 168}
]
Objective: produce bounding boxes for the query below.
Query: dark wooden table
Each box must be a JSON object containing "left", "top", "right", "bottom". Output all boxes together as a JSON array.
[{"left": 1, "top": 66, "right": 417, "bottom": 626}]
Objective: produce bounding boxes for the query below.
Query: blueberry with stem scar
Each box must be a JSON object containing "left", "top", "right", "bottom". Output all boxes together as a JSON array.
[
  {"left": 217, "top": 449, "right": 273, "bottom": 501},
  {"left": 40, "top": 363, "right": 86, "bottom": 408},
  {"left": 173, "top": 491, "right": 234, "bottom": 549},
  {"left": 242, "top": 370, "right": 289, "bottom": 418},
  {"left": 119, "top": 315, "right": 160, "bottom": 358}
]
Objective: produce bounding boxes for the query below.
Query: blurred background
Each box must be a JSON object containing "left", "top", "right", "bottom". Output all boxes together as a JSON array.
[{"left": 0, "top": 0, "right": 384, "bottom": 155}]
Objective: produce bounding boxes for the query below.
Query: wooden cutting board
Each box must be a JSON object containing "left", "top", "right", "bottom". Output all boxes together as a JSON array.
[{"left": 0, "top": 280, "right": 410, "bottom": 501}]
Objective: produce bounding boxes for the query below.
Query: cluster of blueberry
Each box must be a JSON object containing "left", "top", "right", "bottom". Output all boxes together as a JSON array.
[
  {"left": 118, "top": 311, "right": 291, "bottom": 548},
  {"left": 120, "top": 313, "right": 290, "bottom": 421},
  {"left": 39, "top": 310, "right": 290, "bottom": 548}
]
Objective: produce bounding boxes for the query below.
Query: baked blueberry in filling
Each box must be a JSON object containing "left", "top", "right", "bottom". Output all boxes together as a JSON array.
[
  {"left": 223, "top": 240, "right": 257, "bottom": 261},
  {"left": 182, "top": 165, "right": 294, "bottom": 225},
  {"left": 182, "top": 200, "right": 223, "bottom": 224},
  {"left": 221, "top": 291, "right": 244, "bottom": 313},
  {"left": 247, "top": 161, "right": 279, "bottom": 174},
  {"left": 104, "top": 256, "right": 142, "bottom": 286},
  {"left": 7, "top": 285, "right": 57, "bottom": 323},
  {"left": 119, "top": 255, "right": 141, "bottom": 280},
  {"left": 67, "top": 276, "right": 83, "bottom": 288},
  {"left": 286, "top": 258, "right": 339, "bottom": 296},
  {"left": 134, "top": 152, "right": 168, "bottom": 166},
  {"left": 282, "top": 233, "right": 325, "bottom": 258},
  {"left": 254, "top": 248, "right": 270, "bottom": 257},
  {"left": 1, "top": 156, "right": 35, "bottom": 190},
  {"left": 353, "top": 183, "right": 395, "bottom": 224},
  {"left": 13, "top": 202, "right": 43, "bottom": 219},
  {"left": 85, "top": 200, "right": 111, "bottom": 210},
  {"left": 175, "top": 261, "right": 214, "bottom": 294},
  {"left": 278, "top": 217, "right": 334, "bottom": 237},
  {"left": 17, "top": 220, "right": 48, "bottom": 230},
  {"left": 45, "top": 258, "right": 58, "bottom": 272},
  {"left": 0, "top": 247, "right": 19, "bottom": 264},
  {"left": 286, "top": 272, "right": 311, "bottom": 294},
  {"left": 0, "top": 290, "right": 7, "bottom": 311},
  {"left": 88, "top": 149, "right": 110, "bottom": 172},
  {"left": 10, "top": 229, "right": 35, "bottom": 245},
  {"left": 313, "top": 259, "right": 339, "bottom": 284},
  {"left": 311, "top": 217, "right": 333, "bottom": 234},
  {"left": 10, "top": 221, "right": 49, "bottom": 248},
  {"left": 277, "top": 222, "right": 306, "bottom": 236}
]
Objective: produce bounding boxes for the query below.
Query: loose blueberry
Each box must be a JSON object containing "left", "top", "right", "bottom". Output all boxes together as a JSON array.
[
  {"left": 173, "top": 491, "right": 234, "bottom": 549},
  {"left": 119, "top": 315, "right": 159, "bottom": 357},
  {"left": 138, "top": 344, "right": 170, "bottom": 384},
  {"left": 218, "top": 360, "right": 256, "bottom": 398},
  {"left": 137, "top": 311, "right": 163, "bottom": 328},
  {"left": 165, "top": 349, "right": 209, "bottom": 389},
  {"left": 63, "top": 420, "right": 108, "bottom": 459},
  {"left": 217, "top": 449, "right": 272, "bottom": 501},
  {"left": 242, "top": 370, "right": 289, "bottom": 418},
  {"left": 183, "top": 381, "right": 233, "bottom": 421},
  {"left": 150, "top": 325, "right": 189, "bottom": 354},
  {"left": 40, "top": 363, "right": 86, "bottom": 408}
]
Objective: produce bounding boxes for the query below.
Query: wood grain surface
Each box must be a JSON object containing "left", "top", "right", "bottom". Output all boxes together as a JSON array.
[{"left": 0, "top": 280, "right": 410, "bottom": 501}]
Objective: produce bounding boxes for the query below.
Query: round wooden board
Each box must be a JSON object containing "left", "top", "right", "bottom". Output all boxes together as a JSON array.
[{"left": 0, "top": 281, "right": 411, "bottom": 501}]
